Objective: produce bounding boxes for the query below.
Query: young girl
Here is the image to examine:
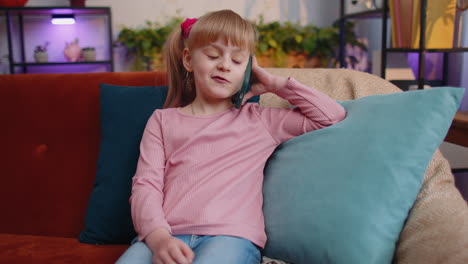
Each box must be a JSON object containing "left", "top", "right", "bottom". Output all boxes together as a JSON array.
[{"left": 117, "top": 9, "right": 346, "bottom": 264}]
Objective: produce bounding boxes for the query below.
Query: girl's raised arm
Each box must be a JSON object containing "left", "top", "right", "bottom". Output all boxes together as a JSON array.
[{"left": 246, "top": 57, "right": 346, "bottom": 143}]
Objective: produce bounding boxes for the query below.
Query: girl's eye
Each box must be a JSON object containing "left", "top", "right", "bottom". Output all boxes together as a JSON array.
[
  {"left": 232, "top": 59, "right": 242, "bottom": 64},
  {"left": 207, "top": 54, "right": 218, "bottom": 59}
]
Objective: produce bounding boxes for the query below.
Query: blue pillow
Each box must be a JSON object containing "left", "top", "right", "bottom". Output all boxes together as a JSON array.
[
  {"left": 79, "top": 84, "right": 168, "bottom": 244},
  {"left": 79, "top": 84, "right": 260, "bottom": 244},
  {"left": 262, "top": 87, "right": 464, "bottom": 263}
]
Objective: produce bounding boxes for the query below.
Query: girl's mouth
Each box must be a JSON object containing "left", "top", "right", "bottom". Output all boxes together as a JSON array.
[{"left": 212, "top": 76, "right": 230, "bottom": 83}]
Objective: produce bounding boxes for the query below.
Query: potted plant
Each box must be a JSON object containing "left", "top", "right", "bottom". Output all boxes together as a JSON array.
[
  {"left": 34, "top": 42, "right": 49, "bottom": 63},
  {"left": 116, "top": 16, "right": 366, "bottom": 70},
  {"left": 82, "top": 46, "right": 96, "bottom": 61},
  {"left": 255, "top": 18, "right": 366, "bottom": 68},
  {"left": 255, "top": 19, "right": 292, "bottom": 67},
  {"left": 254, "top": 18, "right": 331, "bottom": 67},
  {"left": 117, "top": 17, "right": 183, "bottom": 71}
]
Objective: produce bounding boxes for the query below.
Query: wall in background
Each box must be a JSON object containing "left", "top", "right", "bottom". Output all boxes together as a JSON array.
[
  {"left": 22, "top": 0, "right": 339, "bottom": 71},
  {"left": 26, "top": 0, "right": 340, "bottom": 39}
]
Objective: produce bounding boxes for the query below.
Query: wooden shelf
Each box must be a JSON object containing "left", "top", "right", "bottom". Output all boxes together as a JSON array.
[
  {"left": 386, "top": 48, "right": 468, "bottom": 53},
  {"left": 389, "top": 80, "right": 444, "bottom": 91},
  {"left": 13, "top": 61, "right": 112, "bottom": 66},
  {"left": 0, "top": 6, "right": 110, "bottom": 15},
  {"left": 341, "top": 8, "right": 383, "bottom": 20},
  {"left": 445, "top": 111, "right": 468, "bottom": 148}
]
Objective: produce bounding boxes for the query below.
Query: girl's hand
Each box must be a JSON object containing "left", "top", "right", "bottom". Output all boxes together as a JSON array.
[
  {"left": 153, "top": 236, "right": 194, "bottom": 264},
  {"left": 241, "top": 56, "right": 288, "bottom": 105},
  {"left": 146, "top": 229, "right": 194, "bottom": 264}
]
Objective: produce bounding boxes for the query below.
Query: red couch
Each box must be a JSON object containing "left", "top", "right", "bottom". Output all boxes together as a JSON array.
[
  {"left": 1, "top": 70, "right": 467, "bottom": 263},
  {"left": 0, "top": 72, "right": 166, "bottom": 263}
]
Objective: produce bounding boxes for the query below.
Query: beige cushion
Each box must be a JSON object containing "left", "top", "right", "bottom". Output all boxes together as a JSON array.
[{"left": 261, "top": 68, "right": 468, "bottom": 264}]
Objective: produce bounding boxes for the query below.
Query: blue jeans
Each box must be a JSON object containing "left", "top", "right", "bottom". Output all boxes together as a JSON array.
[{"left": 115, "top": 235, "right": 261, "bottom": 264}]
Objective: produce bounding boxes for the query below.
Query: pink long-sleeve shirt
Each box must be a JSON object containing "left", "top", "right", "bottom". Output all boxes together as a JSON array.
[{"left": 130, "top": 77, "right": 346, "bottom": 248}]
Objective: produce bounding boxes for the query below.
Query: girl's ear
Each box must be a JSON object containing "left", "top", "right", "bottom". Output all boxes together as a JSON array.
[{"left": 182, "top": 48, "right": 193, "bottom": 72}]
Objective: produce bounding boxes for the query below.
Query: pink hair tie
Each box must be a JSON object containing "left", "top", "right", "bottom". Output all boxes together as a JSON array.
[{"left": 181, "top": 18, "right": 197, "bottom": 39}]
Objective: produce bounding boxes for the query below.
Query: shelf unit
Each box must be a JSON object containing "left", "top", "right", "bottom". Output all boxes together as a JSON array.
[
  {"left": 1, "top": 6, "right": 113, "bottom": 74},
  {"left": 338, "top": 0, "right": 468, "bottom": 90}
]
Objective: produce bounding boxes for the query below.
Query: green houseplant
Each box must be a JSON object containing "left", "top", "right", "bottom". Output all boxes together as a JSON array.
[
  {"left": 255, "top": 18, "right": 366, "bottom": 68},
  {"left": 116, "top": 17, "right": 366, "bottom": 70},
  {"left": 117, "top": 17, "right": 183, "bottom": 71}
]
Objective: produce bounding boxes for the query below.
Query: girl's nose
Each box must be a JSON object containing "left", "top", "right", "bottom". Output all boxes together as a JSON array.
[{"left": 217, "top": 59, "right": 230, "bottom": 72}]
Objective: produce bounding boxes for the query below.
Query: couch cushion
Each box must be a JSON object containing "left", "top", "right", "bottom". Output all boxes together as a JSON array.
[
  {"left": 262, "top": 87, "right": 464, "bottom": 263},
  {"left": 79, "top": 84, "right": 168, "bottom": 244},
  {"left": 0, "top": 234, "right": 127, "bottom": 263}
]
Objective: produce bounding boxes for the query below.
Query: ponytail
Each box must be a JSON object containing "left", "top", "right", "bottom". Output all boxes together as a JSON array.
[{"left": 163, "top": 27, "right": 195, "bottom": 108}]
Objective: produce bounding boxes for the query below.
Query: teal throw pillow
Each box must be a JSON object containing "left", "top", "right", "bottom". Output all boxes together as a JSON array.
[
  {"left": 262, "top": 87, "right": 464, "bottom": 264},
  {"left": 79, "top": 84, "right": 168, "bottom": 244},
  {"left": 79, "top": 84, "right": 260, "bottom": 245}
]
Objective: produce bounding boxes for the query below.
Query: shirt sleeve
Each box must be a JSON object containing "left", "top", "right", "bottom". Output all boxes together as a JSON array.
[
  {"left": 254, "top": 77, "right": 346, "bottom": 144},
  {"left": 130, "top": 110, "right": 171, "bottom": 241}
]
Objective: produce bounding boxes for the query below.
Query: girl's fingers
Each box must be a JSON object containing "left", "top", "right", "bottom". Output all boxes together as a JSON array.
[
  {"left": 155, "top": 251, "right": 171, "bottom": 264},
  {"left": 251, "top": 56, "right": 264, "bottom": 76},
  {"left": 242, "top": 91, "right": 254, "bottom": 105},
  {"left": 168, "top": 247, "right": 190, "bottom": 264},
  {"left": 252, "top": 55, "right": 259, "bottom": 68},
  {"left": 180, "top": 243, "right": 195, "bottom": 262},
  {"left": 251, "top": 56, "right": 271, "bottom": 88}
]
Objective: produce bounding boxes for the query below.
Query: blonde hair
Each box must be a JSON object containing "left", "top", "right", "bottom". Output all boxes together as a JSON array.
[{"left": 163, "top": 9, "right": 257, "bottom": 108}]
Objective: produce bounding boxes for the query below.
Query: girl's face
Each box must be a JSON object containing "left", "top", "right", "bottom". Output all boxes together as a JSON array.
[{"left": 183, "top": 39, "right": 250, "bottom": 104}]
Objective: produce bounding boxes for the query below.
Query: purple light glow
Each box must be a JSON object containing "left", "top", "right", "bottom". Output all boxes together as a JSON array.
[
  {"left": 51, "top": 14, "right": 75, "bottom": 25},
  {"left": 51, "top": 18, "right": 76, "bottom": 25},
  {"left": 51, "top": 9, "right": 74, "bottom": 15},
  {"left": 22, "top": 14, "right": 110, "bottom": 67}
]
